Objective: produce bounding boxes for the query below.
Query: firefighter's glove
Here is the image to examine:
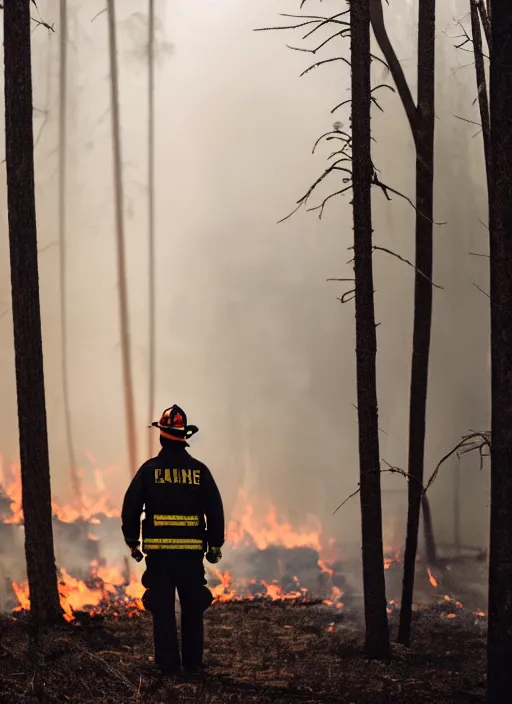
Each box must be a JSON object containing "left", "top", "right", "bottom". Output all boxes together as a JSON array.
[{"left": 206, "top": 546, "right": 222, "bottom": 564}]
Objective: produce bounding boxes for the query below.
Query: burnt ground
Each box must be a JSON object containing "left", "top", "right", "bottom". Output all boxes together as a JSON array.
[{"left": 0, "top": 599, "right": 486, "bottom": 704}]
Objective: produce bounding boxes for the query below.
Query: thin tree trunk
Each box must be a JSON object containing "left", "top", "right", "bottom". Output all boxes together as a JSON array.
[
  {"left": 470, "top": 0, "right": 491, "bottom": 198},
  {"left": 453, "top": 460, "right": 461, "bottom": 555},
  {"left": 370, "top": 0, "right": 435, "bottom": 575},
  {"left": 59, "top": 0, "right": 81, "bottom": 503},
  {"left": 147, "top": 0, "right": 156, "bottom": 458},
  {"left": 350, "top": 0, "right": 390, "bottom": 660},
  {"left": 397, "top": 0, "right": 436, "bottom": 648},
  {"left": 106, "top": 0, "right": 138, "bottom": 476},
  {"left": 421, "top": 494, "right": 437, "bottom": 563},
  {"left": 487, "top": 0, "right": 512, "bottom": 698},
  {"left": 4, "top": 0, "right": 62, "bottom": 627}
]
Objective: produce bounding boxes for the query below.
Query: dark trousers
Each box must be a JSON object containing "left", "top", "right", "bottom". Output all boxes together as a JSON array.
[{"left": 141, "top": 553, "right": 213, "bottom": 671}]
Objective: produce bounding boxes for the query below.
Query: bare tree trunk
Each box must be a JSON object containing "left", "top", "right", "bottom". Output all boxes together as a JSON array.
[
  {"left": 398, "top": 0, "right": 436, "bottom": 648},
  {"left": 470, "top": 0, "right": 491, "bottom": 197},
  {"left": 106, "top": 0, "right": 138, "bottom": 476},
  {"left": 487, "top": 1, "right": 512, "bottom": 698},
  {"left": 370, "top": 0, "right": 437, "bottom": 578},
  {"left": 4, "top": 0, "right": 62, "bottom": 628},
  {"left": 421, "top": 494, "right": 437, "bottom": 563},
  {"left": 351, "top": 0, "right": 390, "bottom": 660},
  {"left": 59, "top": 0, "right": 81, "bottom": 503},
  {"left": 147, "top": 0, "right": 156, "bottom": 458}
]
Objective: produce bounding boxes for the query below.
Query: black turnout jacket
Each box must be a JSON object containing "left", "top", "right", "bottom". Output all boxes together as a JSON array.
[{"left": 121, "top": 441, "right": 225, "bottom": 554}]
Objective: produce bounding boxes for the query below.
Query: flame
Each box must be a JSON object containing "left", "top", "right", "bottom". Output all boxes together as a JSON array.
[
  {"left": 1, "top": 459, "right": 486, "bottom": 621},
  {"left": 427, "top": 568, "right": 438, "bottom": 588},
  {"left": 0, "top": 455, "right": 120, "bottom": 525},
  {"left": 227, "top": 489, "right": 322, "bottom": 551}
]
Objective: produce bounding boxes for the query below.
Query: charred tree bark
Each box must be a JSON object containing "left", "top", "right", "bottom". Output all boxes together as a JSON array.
[
  {"left": 106, "top": 0, "right": 138, "bottom": 476},
  {"left": 4, "top": 0, "right": 62, "bottom": 627},
  {"left": 397, "top": 0, "right": 436, "bottom": 648},
  {"left": 59, "top": 0, "right": 81, "bottom": 503},
  {"left": 147, "top": 0, "right": 156, "bottom": 458},
  {"left": 487, "top": 0, "right": 512, "bottom": 698},
  {"left": 351, "top": 0, "right": 390, "bottom": 660}
]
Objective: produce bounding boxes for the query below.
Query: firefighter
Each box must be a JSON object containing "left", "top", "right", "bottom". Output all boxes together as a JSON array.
[{"left": 121, "top": 405, "right": 225, "bottom": 676}]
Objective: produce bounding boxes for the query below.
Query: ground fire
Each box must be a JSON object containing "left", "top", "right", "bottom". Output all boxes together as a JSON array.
[{"left": 0, "top": 456, "right": 486, "bottom": 625}]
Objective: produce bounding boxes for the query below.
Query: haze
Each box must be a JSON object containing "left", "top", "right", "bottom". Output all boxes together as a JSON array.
[{"left": 0, "top": 0, "right": 489, "bottom": 551}]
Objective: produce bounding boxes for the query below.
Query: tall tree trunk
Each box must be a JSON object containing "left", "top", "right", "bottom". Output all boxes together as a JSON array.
[
  {"left": 487, "top": 0, "right": 512, "bottom": 698},
  {"left": 350, "top": 0, "right": 390, "bottom": 660},
  {"left": 370, "top": 0, "right": 438, "bottom": 585},
  {"left": 147, "top": 0, "right": 156, "bottom": 458},
  {"left": 106, "top": 0, "right": 138, "bottom": 476},
  {"left": 4, "top": 0, "right": 62, "bottom": 627},
  {"left": 397, "top": 0, "right": 436, "bottom": 647},
  {"left": 470, "top": 0, "right": 491, "bottom": 200},
  {"left": 59, "top": 0, "right": 81, "bottom": 503}
]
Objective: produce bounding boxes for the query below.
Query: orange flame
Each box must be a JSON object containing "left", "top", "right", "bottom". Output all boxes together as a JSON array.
[{"left": 427, "top": 568, "right": 438, "bottom": 588}]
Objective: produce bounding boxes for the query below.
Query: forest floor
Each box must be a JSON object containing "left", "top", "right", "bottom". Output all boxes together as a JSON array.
[{"left": 0, "top": 598, "right": 487, "bottom": 704}]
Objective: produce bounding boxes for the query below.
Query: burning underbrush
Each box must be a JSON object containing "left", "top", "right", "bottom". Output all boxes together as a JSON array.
[{"left": 0, "top": 457, "right": 487, "bottom": 626}]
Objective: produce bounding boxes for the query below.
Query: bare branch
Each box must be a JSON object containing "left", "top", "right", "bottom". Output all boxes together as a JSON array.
[
  {"left": 424, "top": 431, "right": 491, "bottom": 493},
  {"left": 287, "top": 30, "right": 349, "bottom": 55},
  {"left": 300, "top": 57, "right": 351, "bottom": 78},
  {"left": 454, "top": 113, "right": 482, "bottom": 127},
  {"left": 371, "top": 173, "right": 447, "bottom": 226},
  {"left": 312, "top": 129, "right": 351, "bottom": 153},
  {"left": 372, "top": 245, "right": 444, "bottom": 289},
  {"left": 307, "top": 186, "right": 353, "bottom": 219},
  {"left": 333, "top": 486, "right": 361, "bottom": 514},
  {"left": 473, "top": 282, "right": 490, "bottom": 298}
]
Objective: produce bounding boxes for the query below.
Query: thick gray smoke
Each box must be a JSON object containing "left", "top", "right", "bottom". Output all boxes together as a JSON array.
[{"left": 0, "top": 0, "right": 489, "bottom": 562}]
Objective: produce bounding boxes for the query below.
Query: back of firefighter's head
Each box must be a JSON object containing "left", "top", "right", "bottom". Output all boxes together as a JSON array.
[{"left": 151, "top": 405, "right": 198, "bottom": 446}]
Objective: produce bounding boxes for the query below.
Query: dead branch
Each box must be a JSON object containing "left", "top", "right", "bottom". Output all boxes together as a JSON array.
[
  {"left": 333, "top": 485, "right": 361, "bottom": 514},
  {"left": 473, "top": 282, "right": 490, "bottom": 298},
  {"left": 371, "top": 173, "right": 447, "bottom": 226},
  {"left": 255, "top": 13, "right": 349, "bottom": 35},
  {"left": 312, "top": 129, "right": 351, "bottom": 154},
  {"left": 453, "top": 20, "right": 473, "bottom": 51},
  {"left": 338, "top": 289, "right": 355, "bottom": 304},
  {"left": 424, "top": 431, "right": 491, "bottom": 493},
  {"left": 333, "top": 460, "right": 421, "bottom": 514},
  {"left": 454, "top": 114, "right": 481, "bottom": 127},
  {"left": 372, "top": 245, "right": 444, "bottom": 289},
  {"left": 300, "top": 57, "right": 351, "bottom": 78},
  {"left": 287, "top": 30, "right": 349, "bottom": 54},
  {"left": 294, "top": 159, "right": 352, "bottom": 210},
  {"left": 307, "top": 186, "right": 353, "bottom": 219}
]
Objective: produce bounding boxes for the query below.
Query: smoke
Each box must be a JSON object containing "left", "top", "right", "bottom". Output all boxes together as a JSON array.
[{"left": 0, "top": 0, "right": 489, "bottom": 561}]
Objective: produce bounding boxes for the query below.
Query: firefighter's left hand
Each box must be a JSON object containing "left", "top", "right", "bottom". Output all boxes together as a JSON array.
[
  {"left": 206, "top": 546, "right": 222, "bottom": 564},
  {"left": 125, "top": 539, "right": 140, "bottom": 551}
]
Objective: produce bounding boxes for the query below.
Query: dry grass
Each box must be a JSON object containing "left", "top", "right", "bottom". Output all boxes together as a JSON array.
[{"left": 0, "top": 600, "right": 486, "bottom": 703}]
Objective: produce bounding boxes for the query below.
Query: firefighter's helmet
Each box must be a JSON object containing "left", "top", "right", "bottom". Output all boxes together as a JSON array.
[{"left": 151, "top": 405, "right": 198, "bottom": 440}]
